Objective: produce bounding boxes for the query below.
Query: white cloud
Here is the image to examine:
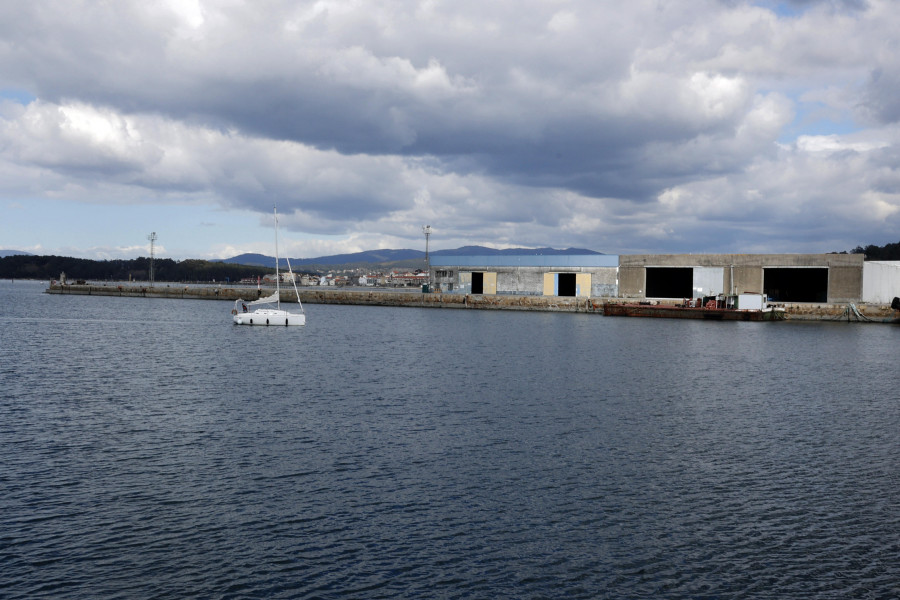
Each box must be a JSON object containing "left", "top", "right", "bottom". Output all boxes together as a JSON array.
[
  {"left": 687, "top": 72, "right": 748, "bottom": 120},
  {"left": 547, "top": 10, "right": 578, "bottom": 34},
  {"left": 1, "top": 0, "right": 900, "bottom": 257},
  {"left": 795, "top": 134, "right": 889, "bottom": 153},
  {"left": 162, "top": 0, "right": 204, "bottom": 30}
]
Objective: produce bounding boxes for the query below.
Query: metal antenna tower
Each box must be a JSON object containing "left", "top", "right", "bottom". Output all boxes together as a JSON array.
[
  {"left": 422, "top": 225, "right": 432, "bottom": 284},
  {"left": 147, "top": 232, "right": 157, "bottom": 287}
]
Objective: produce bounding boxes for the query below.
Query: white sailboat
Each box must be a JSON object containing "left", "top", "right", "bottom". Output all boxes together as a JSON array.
[{"left": 232, "top": 205, "right": 306, "bottom": 326}]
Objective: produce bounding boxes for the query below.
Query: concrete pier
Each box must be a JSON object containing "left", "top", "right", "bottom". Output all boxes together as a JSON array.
[
  {"left": 45, "top": 283, "right": 600, "bottom": 312},
  {"left": 45, "top": 283, "right": 899, "bottom": 322}
]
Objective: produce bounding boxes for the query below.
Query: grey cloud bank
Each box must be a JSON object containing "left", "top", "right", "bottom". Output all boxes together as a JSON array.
[{"left": 0, "top": 0, "right": 898, "bottom": 259}]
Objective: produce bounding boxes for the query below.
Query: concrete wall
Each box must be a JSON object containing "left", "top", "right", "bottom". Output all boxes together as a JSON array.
[
  {"left": 47, "top": 283, "right": 609, "bottom": 313},
  {"left": 732, "top": 266, "right": 763, "bottom": 296},
  {"left": 498, "top": 268, "right": 545, "bottom": 295},
  {"left": 862, "top": 261, "right": 900, "bottom": 303},
  {"left": 827, "top": 266, "right": 863, "bottom": 303},
  {"left": 589, "top": 268, "right": 618, "bottom": 297},
  {"left": 617, "top": 267, "right": 644, "bottom": 298}
]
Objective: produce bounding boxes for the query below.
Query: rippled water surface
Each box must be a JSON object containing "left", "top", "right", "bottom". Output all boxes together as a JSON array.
[{"left": 2, "top": 279, "right": 899, "bottom": 599}]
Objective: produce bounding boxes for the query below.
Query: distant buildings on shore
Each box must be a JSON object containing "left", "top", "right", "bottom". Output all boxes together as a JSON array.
[{"left": 239, "top": 269, "right": 430, "bottom": 288}]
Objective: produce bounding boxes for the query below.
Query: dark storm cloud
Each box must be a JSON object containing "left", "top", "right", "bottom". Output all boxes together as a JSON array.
[{"left": 861, "top": 67, "right": 900, "bottom": 125}]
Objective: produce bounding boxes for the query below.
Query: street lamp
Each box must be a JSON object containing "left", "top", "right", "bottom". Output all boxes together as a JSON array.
[
  {"left": 147, "top": 232, "right": 157, "bottom": 287},
  {"left": 422, "top": 225, "right": 432, "bottom": 285}
]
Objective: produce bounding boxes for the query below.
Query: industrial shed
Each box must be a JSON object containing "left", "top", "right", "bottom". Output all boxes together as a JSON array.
[
  {"left": 617, "top": 254, "right": 865, "bottom": 303},
  {"left": 429, "top": 252, "right": 882, "bottom": 304},
  {"left": 429, "top": 255, "right": 619, "bottom": 297}
]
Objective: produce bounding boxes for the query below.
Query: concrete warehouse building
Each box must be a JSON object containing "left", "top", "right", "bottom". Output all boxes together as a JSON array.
[
  {"left": 430, "top": 252, "right": 900, "bottom": 304},
  {"left": 430, "top": 254, "right": 619, "bottom": 298},
  {"left": 618, "top": 253, "right": 863, "bottom": 303}
]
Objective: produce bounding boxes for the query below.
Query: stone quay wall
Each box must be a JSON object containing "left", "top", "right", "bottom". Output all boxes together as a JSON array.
[{"left": 45, "top": 283, "right": 899, "bottom": 322}]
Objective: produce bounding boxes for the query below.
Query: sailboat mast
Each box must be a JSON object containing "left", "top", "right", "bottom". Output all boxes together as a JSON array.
[{"left": 274, "top": 203, "right": 281, "bottom": 310}]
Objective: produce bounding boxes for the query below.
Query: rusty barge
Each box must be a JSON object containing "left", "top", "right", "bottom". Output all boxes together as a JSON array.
[{"left": 603, "top": 293, "right": 786, "bottom": 321}]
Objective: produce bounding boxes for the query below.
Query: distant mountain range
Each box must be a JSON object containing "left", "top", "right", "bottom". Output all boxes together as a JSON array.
[
  {"left": 219, "top": 246, "right": 602, "bottom": 268},
  {"left": 0, "top": 250, "right": 34, "bottom": 258}
]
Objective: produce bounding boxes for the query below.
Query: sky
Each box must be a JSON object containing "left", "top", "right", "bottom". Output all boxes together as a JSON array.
[{"left": 1, "top": 0, "right": 899, "bottom": 260}]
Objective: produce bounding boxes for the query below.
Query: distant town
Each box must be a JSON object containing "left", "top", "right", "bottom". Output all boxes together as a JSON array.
[{"left": 248, "top": 269, "right": 429, "bottom": 288}]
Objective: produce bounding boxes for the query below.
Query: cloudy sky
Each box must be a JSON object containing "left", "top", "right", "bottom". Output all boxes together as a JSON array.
[{"left": 1, "top": 0, "right": 898, "bottom": 260}]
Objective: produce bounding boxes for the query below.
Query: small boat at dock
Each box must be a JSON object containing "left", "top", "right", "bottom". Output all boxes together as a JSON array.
[{"left": 603, "top": 293, "right": 785, "bottom": 321}]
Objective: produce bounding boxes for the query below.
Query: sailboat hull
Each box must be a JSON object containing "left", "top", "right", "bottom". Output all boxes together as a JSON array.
[{"left": 233, "top": 308, "right": 306, "bottom": 326}]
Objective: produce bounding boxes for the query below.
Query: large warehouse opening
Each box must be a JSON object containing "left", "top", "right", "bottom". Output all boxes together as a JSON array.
[
  {"left": 764, "top": 268, "right": 828, "bottom": 302},
  {"left": 472, "top": 272, "right": 484, "bottom": 294},
  {"left": 557, "top": 273, "right": 576, "bottom": 296},
  {"left": 646, "top": 267, "right": 693, "bottom": 298}
]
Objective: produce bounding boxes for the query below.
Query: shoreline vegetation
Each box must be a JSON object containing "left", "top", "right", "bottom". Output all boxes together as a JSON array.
[{"left": 0, "top": 255, "right": 276, "bottom": 282}]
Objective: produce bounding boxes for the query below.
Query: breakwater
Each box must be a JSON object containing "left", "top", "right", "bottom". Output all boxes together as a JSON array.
[
  {"left": 45, "top": 283, "right": 597, "bottom": 312},
  {"left": 45, "top": 283, "right": 899, "bottom": 322}
]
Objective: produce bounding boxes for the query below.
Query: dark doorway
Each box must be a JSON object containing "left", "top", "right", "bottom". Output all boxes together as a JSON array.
[
  {"left": 558, "top": 273, "right": 576, "bottom": 296},
  {"left": 646, "top": 267, "right": 693, "bottom": 298},
  {"left": 764, "top": 268, "right": 828, "bottom": 302},
  {"left": 472, "top": 272, "right": 484, "bottom": 294}
]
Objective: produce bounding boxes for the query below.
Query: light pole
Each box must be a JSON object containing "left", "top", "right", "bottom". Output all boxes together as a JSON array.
[
  {"left": 147, "top": 232, "right": 157, "bottom": 287},
  {"left": 422, "top": 225, "right": 432, "bottom": 286}
]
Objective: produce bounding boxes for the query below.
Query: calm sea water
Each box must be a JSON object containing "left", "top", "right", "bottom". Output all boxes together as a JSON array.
[{"left": 2, "top": 279, "right": 899, "bottom": 599}]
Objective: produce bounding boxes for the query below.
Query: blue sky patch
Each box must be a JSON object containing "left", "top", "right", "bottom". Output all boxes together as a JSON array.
[{"left": 0, "top": 88, "right": 37, "bottom": 105}]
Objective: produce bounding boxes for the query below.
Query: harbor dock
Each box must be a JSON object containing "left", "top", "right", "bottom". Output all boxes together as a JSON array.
[{"left": 45, "top": 282, "right": 899, "bottom": 322}]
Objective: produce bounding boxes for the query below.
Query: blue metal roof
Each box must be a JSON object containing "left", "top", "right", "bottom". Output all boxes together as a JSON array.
[{"left": 430, "top": 255, "right": 619, "bottom": 268}]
